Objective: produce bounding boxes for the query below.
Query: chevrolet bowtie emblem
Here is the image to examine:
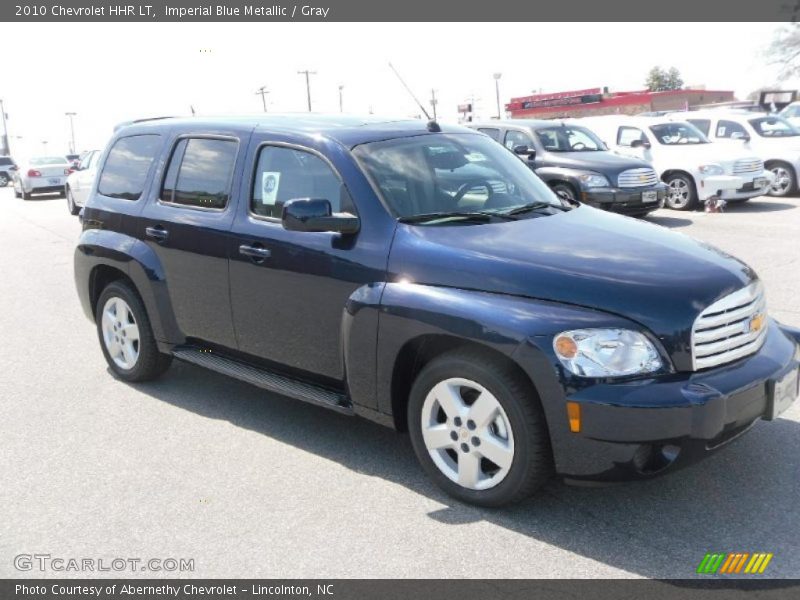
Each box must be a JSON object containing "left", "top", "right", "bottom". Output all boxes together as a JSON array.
[{"left": 748, "top": 313, "right": 765, "bottom": 333}]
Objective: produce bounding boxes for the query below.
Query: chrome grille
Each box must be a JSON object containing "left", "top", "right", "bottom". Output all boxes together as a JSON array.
[
  {"left": 691, "top": 281, "right": 767, "bottom": 370},
  {"left": 733, "top": 158, "right": 763, "bottom": 175},
  {"left": 617, "top": 168, "right": 658, "bottom": 188}
]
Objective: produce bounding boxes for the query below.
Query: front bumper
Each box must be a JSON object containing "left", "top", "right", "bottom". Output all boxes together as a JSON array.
[
  {"left": 721, "top": 172, "right": 775, "bottom": 201},
  {"left": 552, "top": 321, "right": 799, "bottom": 483},
  {"left": 581, "top": 183, "right": 667, "bottom": 215}
]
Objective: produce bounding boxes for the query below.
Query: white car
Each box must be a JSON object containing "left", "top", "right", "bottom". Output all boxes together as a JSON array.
[
  {"left": 65, "top": 149, "right": 101, "bottom": 215},
  {"left": 780, "top": 101, "right": 800, "bottom": 129},
  {"left": 681, "top": 110, "right": 800, "bottom": 197},
  {"left": 12, "top": 156, "right": 72, "bottom": 200},
  {"left": 577, "top": 116, "right": 772, "bottom": 210}
]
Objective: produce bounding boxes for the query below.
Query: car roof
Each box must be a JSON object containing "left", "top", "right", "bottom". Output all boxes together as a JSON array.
[{"left": 113, "top": 114, "right": 478, "bottom": 148}]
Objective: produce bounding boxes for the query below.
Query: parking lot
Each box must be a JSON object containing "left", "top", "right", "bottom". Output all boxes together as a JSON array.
[{"left": 0, "top": 186, "right": 798, "bottom": 579}]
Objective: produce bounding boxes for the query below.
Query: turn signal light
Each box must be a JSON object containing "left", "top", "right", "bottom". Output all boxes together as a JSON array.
[{"left": 566, "top": 401, "right": 581, "bottom": 433}]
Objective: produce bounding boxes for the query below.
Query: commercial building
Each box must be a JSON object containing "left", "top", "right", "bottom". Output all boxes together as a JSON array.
[{"left": 506, "top": 87, "right": 736, "bottom": 119}]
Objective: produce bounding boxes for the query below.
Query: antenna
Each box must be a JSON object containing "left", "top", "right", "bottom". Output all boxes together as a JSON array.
[{"left": 388, "top": 62, "right": 431, "bottom": 121}]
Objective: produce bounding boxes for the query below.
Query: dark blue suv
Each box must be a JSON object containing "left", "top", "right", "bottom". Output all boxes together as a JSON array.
[{"left": 75, "top": 115, "right": 800, "bottom": 506}]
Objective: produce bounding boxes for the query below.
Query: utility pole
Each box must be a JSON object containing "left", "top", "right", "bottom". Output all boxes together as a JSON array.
[
  {"left": 493, "top": 73, "right": 502, "bottom": 119},
  {"left": 0, "top": 99, "right": 9, "bottom": 156},
  {"left": 255, "top": 86, "right": 269, "bottom": 112},
  {"left": 430, "top": 89, "right": 438, "bottom": 121},
  {"left": 297, "top": 70, "right": 316, "bottom": 112},
  {"left": 65, "top": 112, "right": 77, "bottom": 154},
  {"left": 338, "top": 85, "right": 344, "bottom": 113}
]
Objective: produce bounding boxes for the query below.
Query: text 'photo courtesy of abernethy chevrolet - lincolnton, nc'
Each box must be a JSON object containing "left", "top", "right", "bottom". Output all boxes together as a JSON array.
[{"left": 69, "top": 113, "right": 799, "bottom": 507}]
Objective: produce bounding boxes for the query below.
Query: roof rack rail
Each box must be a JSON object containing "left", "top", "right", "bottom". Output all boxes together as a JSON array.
[{"left": 113, "top": 116, "right": 178, "bottom": 132}]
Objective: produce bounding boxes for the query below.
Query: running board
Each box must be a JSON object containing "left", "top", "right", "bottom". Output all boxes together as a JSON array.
[{"left": 172, "top": 347, "right": 353, "bottom": 415}]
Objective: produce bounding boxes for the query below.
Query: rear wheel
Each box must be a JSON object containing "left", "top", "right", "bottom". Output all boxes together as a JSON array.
[
  {"left": 408, "top": 349, "right": 553, "bottom": 507},
  {"left": 66, "top": 187, "right": 80, "bottom": 215},
  {"left": 21, "top": 188, "right": 31, "bottom": 200},
  {"left": 766, "top": 161, "right": 796, "bottom": 197},
  {"left": 664, "top": 173, "right": 697, "bottom": 210},
  {"left": 95, "top": 281, "right": 172, "bottom": 382},
  {"left": 0, "top": 173, "right": 8, "bottom": 187}
]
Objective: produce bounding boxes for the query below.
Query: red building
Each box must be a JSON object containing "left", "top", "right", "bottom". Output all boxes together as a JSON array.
[{"left": 506, "top": 87, "right": 736, "bottom": 119}]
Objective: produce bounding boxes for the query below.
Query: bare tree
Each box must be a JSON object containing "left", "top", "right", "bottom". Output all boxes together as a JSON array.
[{"left": 767, "top": 23, "right": 800, "bottom": 80}]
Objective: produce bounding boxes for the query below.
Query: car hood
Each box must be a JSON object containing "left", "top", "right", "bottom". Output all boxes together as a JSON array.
[
  {"left": 539, "top": 151, "right": 650, "bottom": 175},
  {"left": 388, "top": 206, "right": 756, "bottom": 368}
]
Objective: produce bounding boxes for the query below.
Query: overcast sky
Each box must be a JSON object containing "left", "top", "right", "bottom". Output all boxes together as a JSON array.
[{"left": 0, "top": 22, "right": 794, "bottom": 158}]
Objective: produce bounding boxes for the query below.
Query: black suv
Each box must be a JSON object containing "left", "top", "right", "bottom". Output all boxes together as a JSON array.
[
  {"left": 470, "top": 120, "right": 667, "bottom": 216},
  {"left": 75, "top": 115, "right": 799, "bottom": 507},
  {"left": 0, "top": 155, "right": 17, "bottom": 187}
]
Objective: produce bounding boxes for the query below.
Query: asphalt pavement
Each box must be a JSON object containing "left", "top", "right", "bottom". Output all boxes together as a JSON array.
[{"left": 1, "top": 187, "right": 798, "bottom": 579}]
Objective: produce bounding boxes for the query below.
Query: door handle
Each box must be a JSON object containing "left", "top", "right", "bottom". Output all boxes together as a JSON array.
[
  {"left": 145, "top": 226, "right": 169, "bottom": 243},
  {"left": 239, "top": 244, "right": 271, "bottom": 262}
]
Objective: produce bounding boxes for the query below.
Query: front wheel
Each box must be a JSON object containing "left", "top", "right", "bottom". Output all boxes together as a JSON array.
[
  {"left": 0, "top": 173, "right": 8, "bottom": 187},
  {"left": 766, "top": 162, "right": 796, "bottom": 197},
  {"left": 664, "top": 173, "right": 697, "bottom": 210},
  {"left": 551, "top": 183, "right": 578, "bottom": 204},
  {"left": 66, "top": 187, "right": 80, "bottom": 215},
  {"left": 95, "top": 281, "right": 172, "bottom": 382},
  {"left": 408, "top": 349, "right": 553, "bottom": 507}
]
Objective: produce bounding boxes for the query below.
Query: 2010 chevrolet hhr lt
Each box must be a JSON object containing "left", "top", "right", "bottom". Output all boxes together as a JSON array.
[{"left": 75, "top": 115, "right": 800, "bottom": 506}]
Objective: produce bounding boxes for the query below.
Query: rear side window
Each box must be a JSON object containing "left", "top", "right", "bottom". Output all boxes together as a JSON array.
[
  {"left": 477, "top": 128, "right": 500, "bottom": 142},
  {"left": 251, "top": 145, "right": 352, "bottom": 219},
  {"left": 161, "top": 138, "right": 238, "bottom": 210},
  {"left": 0, "top": 157, "right": 13, "bottom": 166},
  {"left": 98, "top": 135, "right": 161, "bottom": 200}
]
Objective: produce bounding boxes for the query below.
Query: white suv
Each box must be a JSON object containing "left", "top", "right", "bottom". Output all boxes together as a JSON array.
[
  {"left": 682, "top": 111, "right": 800, "bottom": 197},
  {"left": 578, "top": 116, "right": 772, "bottom": 210}
]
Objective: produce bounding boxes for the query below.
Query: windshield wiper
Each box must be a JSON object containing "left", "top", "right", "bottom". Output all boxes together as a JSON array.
[
  {"left": 502, "top": 201, "right": 564, "bottom": 216},
  {"left": 398, "top": 211, "right": 518, "bottom": 224}
]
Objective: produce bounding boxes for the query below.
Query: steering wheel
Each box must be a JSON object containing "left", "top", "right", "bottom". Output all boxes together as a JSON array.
[
  {"left": 571, "top": 142, "right": 587, "bottom": 151},
  {"left": 454, "top": 179, "right": 495, "bottom": 205}
]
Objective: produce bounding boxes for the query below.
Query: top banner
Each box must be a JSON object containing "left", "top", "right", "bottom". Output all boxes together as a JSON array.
[{"left": 2, "top": 0, "right": 800, "bottom": 21}]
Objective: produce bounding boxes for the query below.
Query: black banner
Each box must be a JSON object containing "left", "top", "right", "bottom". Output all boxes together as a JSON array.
[
  {"left": 2, "top": 0, "right": 800, "bottom": 21},
  {"left": 3, "top": 580, "right": 800, "bottom": 600}
]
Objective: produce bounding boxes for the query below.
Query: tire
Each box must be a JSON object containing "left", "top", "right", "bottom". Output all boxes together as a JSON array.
[
  {"left": 0, "top": 173, "right": 8, "bottom": 187},
  {"left": 66, "top": 187, "right": 80, "bottom": 215},
  {"left": 95, "top": 280, "right": 172, "bottom": 382},
  {"left": 551, "top": 183, "right": 578, "bottom": 204},
  {"left": 14, "top": 184, "right": 21, "bottom": 198},
  {"left": 407, "top": 348, "right": 553, "bottom": 507},
  {"left": 766, "top": 161, "right": 796, "bottom": 197},
  {"left": 663, "top": 173, "right": 697, "bottom": 211},
  {"left": 22, "top": 188, "right": 31, "bottom": 200}
]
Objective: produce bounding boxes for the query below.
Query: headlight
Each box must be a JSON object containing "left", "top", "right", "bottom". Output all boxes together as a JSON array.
[
  {"left": 578, "top": 173, "right": 610, "bottom": 188},
  {"left": 698, "top": 164, "right": 724, "bottom": 176},
  {"left": 553, "top": 328, "right": 663, "bottom": 377}
]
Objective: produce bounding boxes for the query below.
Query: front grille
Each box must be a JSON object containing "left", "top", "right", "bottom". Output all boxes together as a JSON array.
[
  {"left": 733, "top": 158, "right": 763, "bottom": 175},
  {"left": 618, "top": 168, "right": 658, "bottom": 188},
  {"left": 691, "top": 281, "right": 767, "bottom": 370}
]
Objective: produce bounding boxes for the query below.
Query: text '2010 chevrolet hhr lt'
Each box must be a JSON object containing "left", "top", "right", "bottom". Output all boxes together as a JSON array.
[{"left": 74, "top": 116, "right": 800, "bottom": 506}]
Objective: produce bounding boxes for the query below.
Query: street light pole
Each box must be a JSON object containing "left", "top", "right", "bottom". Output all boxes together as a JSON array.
[
  {"left": 338, "top": 85, "right": 344, "bottom": 113},
  {"left": 65, "top": 112, "right": 77, "bottom": 154},
  {"left": 493, "top": 73, "right": 502, "bottom": 119},
  {"left": 255, "top": 86, "right": 270, "bottom": 112},
  {"left": 297, "top": 70, "right": 316, "bottom": 112},
  {"left": 0, "top": 98, "right": 10, "bottom": 156}
]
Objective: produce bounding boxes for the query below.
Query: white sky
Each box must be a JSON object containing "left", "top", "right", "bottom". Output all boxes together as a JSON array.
[{"left": 0, "top": 22, "right": 795, "bottom": 158}]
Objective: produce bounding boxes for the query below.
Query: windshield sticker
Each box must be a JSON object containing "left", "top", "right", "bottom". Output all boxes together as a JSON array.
[{"left": 261, "top": 172, "right": 280, "bottom": 205}]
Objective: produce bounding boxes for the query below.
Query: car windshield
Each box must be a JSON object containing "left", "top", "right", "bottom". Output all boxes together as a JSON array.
[
  {"left": 649, "top": 122, "right": 709, "bottom": 145},
  {"left": 353, "top": 133, "right": 564, "bottom": 223},
  {"left": 30, "top": 156, "right": 68, "bottom": 165},
  {"left": 534, "top": 125, "right": 605, "bottom": 152},
  {"left": 749, "top": 116, "right": 799, "bottom": 138}
]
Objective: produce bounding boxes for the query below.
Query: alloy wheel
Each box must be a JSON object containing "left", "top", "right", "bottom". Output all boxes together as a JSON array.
[
  {"left": 666, "top": 178, "right": 690, "bottom": 209},
  {"left": 420, "top": 377, "right": 515, "bottom": 490},
  {"left": 101, "top": 297, "right": 140, "bottom": 370},
  {"left": 770, "top": 166, "right": 792, "bottom": 196},
  {"left": 0, "top": 174, "right": 8, "bottom": 187}
]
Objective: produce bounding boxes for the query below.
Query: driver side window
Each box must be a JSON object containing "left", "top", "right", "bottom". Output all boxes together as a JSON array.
[
  {"left": 716, "top": 120, "right": 747, "bottom": 139},
  {"left": 617, "top": 127, "right": 646, "bottom": 147}
]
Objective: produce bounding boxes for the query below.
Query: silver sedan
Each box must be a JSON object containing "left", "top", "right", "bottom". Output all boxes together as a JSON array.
[{"left": 13, "top": 156, "right": 72, "bottom": 200}]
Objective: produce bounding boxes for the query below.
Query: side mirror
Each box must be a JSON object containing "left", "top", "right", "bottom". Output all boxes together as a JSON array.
[
  {"left": 281, "top": 198, "right": 359, "bottom": 234},
  {"left": 513, "top": 145, "right": 536, "bottom": 160},
  {"left": 731, "top": 132, "right": 751, "bottom": 142},
  {"left": 630, "top": 139, "right": 651, "bottom": 149}
]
